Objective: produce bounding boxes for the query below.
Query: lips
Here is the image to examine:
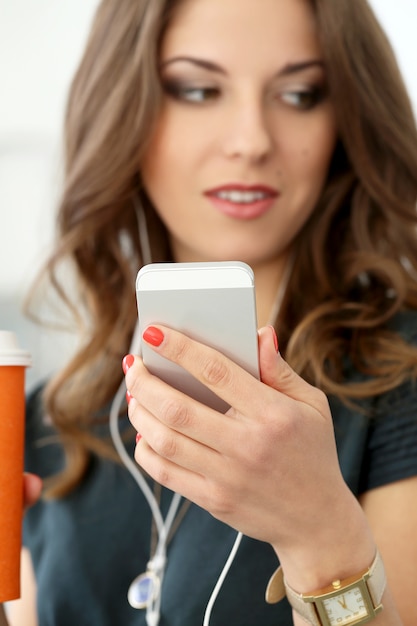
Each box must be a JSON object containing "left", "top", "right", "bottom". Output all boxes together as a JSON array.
[{"left": 204, "top": 183, "right": 279, "bottom": 220}]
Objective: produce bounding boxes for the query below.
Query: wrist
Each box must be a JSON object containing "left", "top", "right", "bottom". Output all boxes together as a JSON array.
[
  {"left": 273, "top": 490, "right": 376, "bottom": 593},
  {"left": 267, "top": 550, "right": 387, "bottom": 626}
]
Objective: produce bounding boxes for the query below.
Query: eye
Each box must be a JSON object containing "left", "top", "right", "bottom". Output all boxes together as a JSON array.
[
  {"left": 163, "top": 80, "right": 220, "bottom": 103},
  {"left": 279, "top": 86, "right": 326, "bottom": 111}
]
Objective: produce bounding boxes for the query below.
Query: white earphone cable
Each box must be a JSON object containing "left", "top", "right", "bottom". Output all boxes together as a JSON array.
[
  {"left": 202, "top": 531, "right": 243, "bottom": 626},
  {"left": 108, "top": 198, "right": 245, "bottom": 625},
  {"left": 109, "top": 335, "right": 183, "bottom": 626},
  {"left": 109, "top": 199, "right": 183, "bottom": 625}
]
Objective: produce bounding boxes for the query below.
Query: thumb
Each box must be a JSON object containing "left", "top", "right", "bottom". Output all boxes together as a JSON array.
[
  {"left": 23, "top": 473, "right": 43, "bottom": 509},
  {"left": 258, "top": 326, "right": 328, "bottom": 414}
]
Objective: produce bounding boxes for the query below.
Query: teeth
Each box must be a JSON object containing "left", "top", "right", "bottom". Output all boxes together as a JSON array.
[{"left": 216, "top": 190, "right": 267, "bottom": 204}]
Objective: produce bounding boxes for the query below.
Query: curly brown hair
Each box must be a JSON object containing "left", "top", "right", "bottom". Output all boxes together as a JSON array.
[{"left": 26, "top": 0, "right": 417, "bottom": 497}]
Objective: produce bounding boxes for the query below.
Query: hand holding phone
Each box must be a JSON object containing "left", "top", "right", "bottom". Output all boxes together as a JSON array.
[{"left": 136, "top": 261, "right": 259, "bottom": 412}]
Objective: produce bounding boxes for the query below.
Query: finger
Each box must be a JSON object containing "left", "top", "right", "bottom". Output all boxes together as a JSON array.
[
  {"left": 23, "top": 473, "right": 42, "bottom": 508},
  {"left": 129, "top": 394, "right": 228, "bottom": 477},
  {"left": 135, "top": 438, "right": 242, "bottom": 523},
  {"left": 135, "top": 437, "right": 204, "bottom": 498},
  {"left": 258, "top": 326, "right": 329, "bottom": 418},
  {"left": 139, "top": 325, "right": 269, "bottom": 416},
  {"left": 127, "top": 357, "right": 245, "bottom": 455}
]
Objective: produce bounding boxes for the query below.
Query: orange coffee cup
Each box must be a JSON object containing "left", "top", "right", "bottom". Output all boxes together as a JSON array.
[{"left": 0, "top": 331, "right": 31, "bottom": 602}]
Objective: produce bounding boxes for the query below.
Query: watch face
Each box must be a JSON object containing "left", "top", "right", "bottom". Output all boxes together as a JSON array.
[{"left": 322, "top": 586, "right": 370, "bottom": 625}]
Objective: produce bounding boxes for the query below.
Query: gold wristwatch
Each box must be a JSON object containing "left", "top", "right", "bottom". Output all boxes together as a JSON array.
[{"left": 266, "top": 550, "right": 386, "bottom": 626}]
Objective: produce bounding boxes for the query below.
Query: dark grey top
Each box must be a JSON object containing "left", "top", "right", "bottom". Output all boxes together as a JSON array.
[{"left": 23, "top": 311, "right": 417, "bottom": 625}]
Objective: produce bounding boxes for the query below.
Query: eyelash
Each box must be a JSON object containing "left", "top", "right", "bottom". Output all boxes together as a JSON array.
[
  {"left": 162, "top": 80, "right": 326, "bottom": 111},
  {"left": 163, "top": 81, "right": 219, "bottom": 103},
  {"left": 280, "top": 86, "right": 326, "bottom": 110}
]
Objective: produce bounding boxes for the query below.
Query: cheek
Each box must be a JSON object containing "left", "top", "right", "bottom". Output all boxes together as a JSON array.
[
  {"left": 142, "top": 106, "right": 204, "bottom": 170},
  {"left": 141, "top": 105, "right": 178, "bottom": 171},
  {"left": 296, "top": 126, "right": 336, "bottom": 190},
  {"left": 139, "top": 125, "right": 194, "bottom": 233},
  {"left": 296, "top": 107, "right": 337, "bottom": 168},
  {"left": 281, "top": 130, "right": 336, "bottom": 232},
  {"left": 301, "top": 146, "right": 331, "bottom": 181},
  {"left": 141, "top": 127, "right": 172, "bottom": 189},
  {"left": 141, "top": 125, "right": 203, "bottom": 212}
]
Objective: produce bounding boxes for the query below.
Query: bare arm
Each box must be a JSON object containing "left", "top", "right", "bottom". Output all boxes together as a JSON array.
[
  {"left": 5, "top": 549, "right": 38, "bottom": 626},
  {"left": 0, "top": 605, "right": 9, "bottom": 626},
  {"left": 290, "top": 477, "right": 417, "bottom": 626},
  {"left": 5, "top": 475, "right": 42, "bottom": 626},
  {"left": 360, "top": 477, "right": 417, "bottom": 625}
]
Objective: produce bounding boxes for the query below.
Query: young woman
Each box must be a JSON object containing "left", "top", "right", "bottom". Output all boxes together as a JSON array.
[{"left": 11, "top": 0, "right": 417, "bottom": 625}]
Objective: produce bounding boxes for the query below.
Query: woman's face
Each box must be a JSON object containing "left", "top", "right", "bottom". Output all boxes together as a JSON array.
[{"left": 141, "top": 0, "right": 337, "bottom": 267}]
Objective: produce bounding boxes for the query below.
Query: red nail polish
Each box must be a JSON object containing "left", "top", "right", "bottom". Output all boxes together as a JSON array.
[
  {"left": 122, "top": 354, "right": 135, "bottom": 374},
  {"left": 269, "top": 325, "right": 279, "bottom": 352},
  {"left": 143, "top": 326, "right": 164, "bottom": 347},
  {"left": 126, "top": 390, "right": 132, "bottom": 405},
  {"left": 136, "top": 433, "right": 142, "bottom": 444}
]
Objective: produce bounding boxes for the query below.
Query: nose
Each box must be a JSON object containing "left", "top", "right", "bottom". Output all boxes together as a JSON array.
[{"left": 222, "top": 95, "right": 274, "bottom": 163}]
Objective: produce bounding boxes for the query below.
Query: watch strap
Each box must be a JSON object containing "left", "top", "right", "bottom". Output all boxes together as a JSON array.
[
  {"left": 364, "top": 550, "right": 386, "bottom": 607},
  {"left": 265, "top": 565, "right": 321, "bottom": 625},
  {"left": 266, "top": 550, "right": 386, "bottom": 626},
  {"left": 285, "top": 582, "right": 321, "bottom": 626}
]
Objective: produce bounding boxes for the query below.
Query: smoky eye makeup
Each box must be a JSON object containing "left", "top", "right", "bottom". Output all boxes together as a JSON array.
[
  {"left": 161, "top": 75, "right": 221, "bottom": 103},
  {"left": 158, "top": 58, "right": 329, "bottom": 109},
  {"left": 158, "top": 54, "right": 230, "bottom": 104},
  {"left": 279, "top": 83, "right": 328, "bottom": 110},
  {"left": 271, "top": 59, "right": 329, "bottom": 110}
]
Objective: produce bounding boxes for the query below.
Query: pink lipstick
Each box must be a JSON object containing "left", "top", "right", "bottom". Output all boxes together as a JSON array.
[{"left": 204, "top": 183, "right": 279, "bottom": 220}]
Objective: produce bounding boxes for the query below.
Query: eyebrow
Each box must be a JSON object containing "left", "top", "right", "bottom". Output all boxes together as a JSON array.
[{"left": 160, "top": 56, "right": 324, "bottom": 77}]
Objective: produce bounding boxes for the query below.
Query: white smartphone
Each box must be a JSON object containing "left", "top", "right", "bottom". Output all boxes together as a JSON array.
[{"left": 136, "top": 261, "right": 259, "bottom": 412}]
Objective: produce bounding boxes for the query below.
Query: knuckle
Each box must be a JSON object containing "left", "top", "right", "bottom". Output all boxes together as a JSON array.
[
  {"left": 305, "top": 384, "right": 330, "bottom": 417},
  {"left": 206, "top": 482, "right": 234, "bottom": 517},
  {"left": 201, "top": 356, "right": 231, "bottom": 388},
  {"left": 261, "top": 401, "right": 296, "bottom": 441},
  {"left": 153, "top": 431, "right": 178, "bottom": 460},
  {"left": 135, "top": 445, "right": 173, "bottom": 489},
  {"left": 154, "top": 465, "right": 172, "bottom": 488},
  {"left": 244, "top": 435, "right": 266, "bottom": 468},
  {"left": 161, "top": 398, "right": 191, "bottom": 429},
  {"left": 314, "top": 387, "right": 329, "bottom": 410},
  {"left": 170, "top": 335, "right": 190, "bottom": 364},
  {"left": 278, "top": 363, "right": 296, "bottom": 388}
]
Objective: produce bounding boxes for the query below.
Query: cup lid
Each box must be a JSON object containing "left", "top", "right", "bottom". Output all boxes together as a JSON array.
[{"left": 0, "top": 331, "right": 31, "bottom": 366}]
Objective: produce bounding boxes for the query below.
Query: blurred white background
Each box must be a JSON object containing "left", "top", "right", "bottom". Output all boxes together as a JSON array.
[
  {"left": 0, "top": 1, "right": 100, "bottom": 388},
  {"left": 0, "top": 0, "right": 416, "bottom": 390}
]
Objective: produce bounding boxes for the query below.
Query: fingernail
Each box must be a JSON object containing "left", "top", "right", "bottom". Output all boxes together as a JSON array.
[
  {"left": 136, "top": 433, "right": 142, "bottom": 444},
  {"left": 126, "top": 390, "right": 133, "bottom": 405},
  {"left": 143, "top": 326, "right": 164, "bottom": 347},
  {"left": 122, "top": 354, "right": 135, "bottom": 374},
  {"left": 269, "top": 325, "right": 279, "bottom": 352}
]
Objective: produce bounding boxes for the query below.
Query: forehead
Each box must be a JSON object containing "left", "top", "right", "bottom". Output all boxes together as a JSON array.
[{"left": 161, "top": 0, "right": 321, "bottom": 67}]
